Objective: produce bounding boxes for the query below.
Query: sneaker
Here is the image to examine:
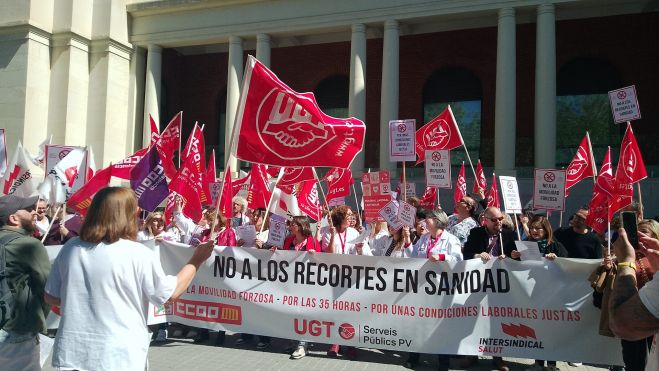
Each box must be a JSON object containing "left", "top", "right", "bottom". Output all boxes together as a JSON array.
[
  {"left": 568, "top": 363, "right": 582, "bottom": 367},
  {"left": 291, "top": 345, "right": 307, "bottom": 359},
  {"left": 256, "top": 341, "right": 270, "bottom": 350},
  {"left": 524, "top": 364, "right": 544, "bottom": 371},
  {"left": 192, "top": 330, "right": 209, "bottom": 344},
  {"left": 155, "top": 329, "right": 168, "bottom": 342},
  {"left": 235, "top": 337, "right": 247, "bottom": 346}
]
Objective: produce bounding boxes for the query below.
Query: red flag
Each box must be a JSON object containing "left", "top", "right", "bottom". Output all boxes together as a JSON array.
[
  {"left": 296, "top": 180, "right": 322, "bottom": 221},
  {"left": 615, "top": 123, "right": 647, "bottom": 185},
  {"left": 453, "top": 162, "right": 466, "bottom": 212},
  {"left": 247, "top": 164, "right": 271, "bottom": 210},
  {"left": 324, "top": 167, "right": 353, "bottom": 201},
  {"left": 565, "top": 134, "right": 596, "bottom": 196},
  {"left": 219, "top": 166, "right": 233, "bottom": 218},
  {"left": 586, "top": 148, "right": 614, "bottom": 233},
  {"left": 68, "top": 165, "right": 112, "bottom": 216},
  {"left": 203, "top": 149, "right": 216, "bottom": 205},
  {"left": 149, "top": 114, "right": 160, "bottom": 146},
  {"left": 231, "top": 172, "right": 250, "bottom": 199},
  {"left": 111, "top": 147, "right": 148, "bottom": 180},
  {"left": 164, "top": 191, "right": 179, "bottom": 225},
  {"left": 487, "top": 173, "right": 500, "bottom": 208},
  {"left": 266, "top": 166, "right": 281, "bottom": 178},
  {"left": 278, "top": 167, "right": 315, "bottom": 186},
  {"left": 415, "top": 105, "right": 464, "bottom": 164},
  {"left": 156, "top": 112, "right": 182, "bottom": 179},
  {"left": 233, "top": 56, "right": 365, "bottom": 168},
  {"left": 472, "top": 159, "right": 487, "bottom": 194},
  {"left": 419, "top": 187, "right": 437, "bottom": 210},
  {"left": 168, "top": 124, "right": 206, "bottom": 221}
]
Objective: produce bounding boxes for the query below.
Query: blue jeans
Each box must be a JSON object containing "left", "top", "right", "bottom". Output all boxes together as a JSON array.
[{"left": 0, "top": 329, "right": 40, "bottom": 371}]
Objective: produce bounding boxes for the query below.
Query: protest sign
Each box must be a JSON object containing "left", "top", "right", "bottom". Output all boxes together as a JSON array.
[
  {"left": 398, "top": 201, "right": 416, "bottom": 228},
  {"left": 362, "top": 171, "right": 391, "bottom": 222},
  {"left": 236, "top": 224, "right": 257, "bottom": 246},
  {"left": 608, "top": 85, "right": 641, "bottom": 124},
  {"left": 378, "top": 201, "right": 400, "bottom": 226},
  {"left": 267, "top": 214, "right": 287, "bottom": 248},
  {"left": 533, "top": 169, "right": 566, "bottom": 211},
  {"left": 499, "top": 176, "right": 522, "bottom": 214},
  {"left": 328, "top": 197, "right": 345, "bottom": 207},
  {"left": 425, "top": 150, "right": 451, "bottom": 188},
  {"left": 389, "top": 119, "right": 416, "bottom": 162}
]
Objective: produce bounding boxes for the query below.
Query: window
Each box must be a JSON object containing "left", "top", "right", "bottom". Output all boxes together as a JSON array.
[
  {"left": 556, "top": 58, "right": 622, "bottom": 166},
  {"left": 422, "top": 67, "right": 482, "bottom": 166}
]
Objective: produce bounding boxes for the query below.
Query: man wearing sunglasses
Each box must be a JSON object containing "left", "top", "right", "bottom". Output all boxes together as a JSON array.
[
  {"left": 461, "top": 207, "right": 518, "bottom": 371},
  {"left": 0, "top": 195, "right": 51, "bottom": 370}
]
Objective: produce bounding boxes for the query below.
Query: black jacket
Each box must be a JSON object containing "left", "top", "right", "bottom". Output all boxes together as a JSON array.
[{"left": 463, "top": 226, "right": 518, "bottom": 259}]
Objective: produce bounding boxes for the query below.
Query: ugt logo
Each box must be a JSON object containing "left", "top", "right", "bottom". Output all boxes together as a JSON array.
[{"left": 257, "top": 90, "right": 337, "bottom": 160}]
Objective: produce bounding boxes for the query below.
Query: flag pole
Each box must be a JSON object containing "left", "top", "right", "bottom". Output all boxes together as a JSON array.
[
  {"left": 436, "top": 188, "right": 440, "bottom": 209},
  {"left": 402, "top": 162, "right": 407, "bottom": 202},
  {"left": 586, "top": 132, "right": 598, "bottom": 181},
  {"left": 447, "top": 105, "right": 477, "bottom": 181},
  {"left": 351, "top": 183, "right": 362, "bottom": 225},
  {"left": 312, "top": 168, "right": 333, "bottom": 224},
  {"left": 607, "top": 206, "right": 611, "bottom": 256},
  {"left": 637, "top": 183, "right": 643, "bottom": 213},
  {"left": 258, "top": 167, "right": 284, "bottom": 237},
  {"left": 559, "top": 212, "right": 563, "bottom": 228},
  {"left": 41, "top": 205, "right": 61, "bottom": 243},
  {"left": 178, "top": 112, "right": 183, "bottom": 169},
  {"left": 513, "top": 212, "right": 521, "bottom": 240}
]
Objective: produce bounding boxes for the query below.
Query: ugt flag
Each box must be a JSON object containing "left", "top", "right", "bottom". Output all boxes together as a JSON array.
[
  {"left": 415, "top": 105, "right": 464, "bottom": 164},
  {"left": 565, "top": 134, "right": 596, "bottom": 197},
  {"left": 130, "top": 145, "right": 169, "bottom": 212},
  {"left": 233, "top": 56, "right": 365, "bottom": 168}
]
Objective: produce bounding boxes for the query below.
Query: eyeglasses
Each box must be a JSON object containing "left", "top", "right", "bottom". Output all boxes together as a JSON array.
[{"left": 485, "top": 216, "right": 504, "bottom": 222}]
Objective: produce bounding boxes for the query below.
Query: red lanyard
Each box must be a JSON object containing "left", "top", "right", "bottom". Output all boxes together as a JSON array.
[
  {"left": 337, "top": 230, "right": 347, "bottom": 254},
  {"left": 427, "top": 231, "right": 444, "bottom": 259}
]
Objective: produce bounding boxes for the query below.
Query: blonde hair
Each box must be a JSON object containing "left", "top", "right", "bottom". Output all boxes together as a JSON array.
[
  {"left": 80, "top": 187, "right": 138, "bottom": 243},
  {"left": 144, "top": 212, "right": 165, "bottom": 237},
  {"left": 638, "top": 219, "right": 659, "bottom": 239}
]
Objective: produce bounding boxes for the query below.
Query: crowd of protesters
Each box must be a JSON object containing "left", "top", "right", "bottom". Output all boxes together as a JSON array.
[{"left": 1, "top": 189, "right": 659, "bottom": 371}]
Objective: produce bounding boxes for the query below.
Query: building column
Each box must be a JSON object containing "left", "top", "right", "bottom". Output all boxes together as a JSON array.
[
  {"left": 256, "top": 33, "right": 271, "bottom": 68},
  {"left": 225, "top": 36, "right": 243, "bottom": 172},
  {"left": 349, "top": 24, "right": 367, "bottom": 175},
  {"left": 127, "top": 47, "right": 146, "bottom": 154},
  {"left": 143, "top": 44, "right": 162, "bottom": 147},
  {"left": 494, "top": 8, "right": 516, "bottom": 175},
  {"left": 379, "top": 20, "right": 399, "bottom": 172},
  {"left": 534, "top": 3, "right": 557, "bottom": 169}
]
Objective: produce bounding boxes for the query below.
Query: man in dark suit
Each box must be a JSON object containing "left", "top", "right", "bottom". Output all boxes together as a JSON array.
[
  {"left": 464, "top": 206, "right": 517, "bottom": 261},
  {"left": 461, "top": 207, "right": 517, "bottom": 371}
]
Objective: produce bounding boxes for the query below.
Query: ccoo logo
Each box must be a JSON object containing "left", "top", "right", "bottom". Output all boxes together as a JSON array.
[{"left": 256, "top": 89, "right": 337, "bottom": 160}]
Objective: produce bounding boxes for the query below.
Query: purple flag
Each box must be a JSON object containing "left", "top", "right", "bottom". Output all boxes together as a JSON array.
[{"left": 130, "top": 145, "right": 169, "bottom": 212}]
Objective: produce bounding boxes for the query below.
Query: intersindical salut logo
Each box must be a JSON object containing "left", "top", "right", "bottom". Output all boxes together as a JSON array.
[{"left": 478, "top": 323, "right": 544, "bottom": 354}]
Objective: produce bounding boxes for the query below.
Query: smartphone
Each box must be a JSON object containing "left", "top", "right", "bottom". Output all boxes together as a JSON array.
[{"left": 620, "top": 211, "right": 639, "bottom": 249}]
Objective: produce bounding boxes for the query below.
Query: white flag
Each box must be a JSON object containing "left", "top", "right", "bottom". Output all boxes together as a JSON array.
[
  {"left": 26, "top": 135, "right": 51, "bottom": 168},
  {"left": 0, "top": 129, "right": 7, "bottom": 178},
  {"left": 1, "top": 142, "right": 36, "bottom": 197},
  {"left": 268, "top": 185, "right": 301, "bottom": 220}
]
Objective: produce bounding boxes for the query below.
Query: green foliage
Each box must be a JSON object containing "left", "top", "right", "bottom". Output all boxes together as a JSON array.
[{"left": 424, "top": 101, "right": 481, "bottom": 165}]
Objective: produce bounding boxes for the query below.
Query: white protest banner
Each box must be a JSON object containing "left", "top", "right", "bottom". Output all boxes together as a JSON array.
[
  {"left": 608, "top": 85, "right": 641, "bottom": 124},
  {"left": 378, "top": 201, "right": 400, "bottom": 226},
  {"left": 389, "top": 119, "right": 416, "bottom": 162},
  {"left": 425, "top": 149, "right": 451, "bottom": 188},
  {"left": 499, "top": 176, "right": 522, "bottom": 214},
  {"left": 362, "top": 171, "right": 391, "bottom": 222},
  {"left": 533, "top": 169, "right": 566, "bottom": 211},
  {"left": 156, "top": 241, "right": 624, "bottom": 365},
  {"left": 398, "top": 201, "right": 416, "bottom": 228},
  {"left": 267, "top": 214, "right": 287, "bottom": 248}
]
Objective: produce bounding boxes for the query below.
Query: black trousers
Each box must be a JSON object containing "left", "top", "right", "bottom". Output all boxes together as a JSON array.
[{"left": 621, "top": 337, "right": 653, "bottom": 371}]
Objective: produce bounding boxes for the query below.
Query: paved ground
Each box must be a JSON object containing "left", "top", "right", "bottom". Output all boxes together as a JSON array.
[{"left": 42, "top": 332, "right": 612, "bottom": 371}]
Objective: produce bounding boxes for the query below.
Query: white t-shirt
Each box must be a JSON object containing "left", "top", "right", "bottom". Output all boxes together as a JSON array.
[
  {"left": 45, "top": 237, "right": 177, "bottom": 371},
  {"left": 320, "top": 226, "right": 371, "bottom": 255},
  {"left": 36, "top": 216, "right": 50, "bottom": 235},
  {"left": 639, "top": 275, "right": 659, "bottom": 371},
  {"left": 412, "top": 230, "right": 463, "bottom": 261}
]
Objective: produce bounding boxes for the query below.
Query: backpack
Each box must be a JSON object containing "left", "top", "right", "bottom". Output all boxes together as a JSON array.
[{"left": 0, "top": 233, "right": 27, "bottom": 329}]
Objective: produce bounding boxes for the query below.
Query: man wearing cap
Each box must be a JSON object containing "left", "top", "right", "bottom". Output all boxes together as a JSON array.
[
  {"left": 554, "top": 208, "right": 602, "bottom": 259},
  {"left": 0, "top": 195, "right": 51, "bottom": 370}
]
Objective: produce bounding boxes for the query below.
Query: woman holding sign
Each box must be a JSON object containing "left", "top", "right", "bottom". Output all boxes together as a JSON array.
[
  {"left": 511, "top": 215, "right": 567, "bottom": 261},
  {"left": 371, "top": 224, "right": 413, "bottom": 258}
]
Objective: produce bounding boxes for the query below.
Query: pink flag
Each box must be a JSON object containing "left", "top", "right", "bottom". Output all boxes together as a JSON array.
[
  {"left": 419, "top": 187, "right": 437, "bottom": 210},
  {"left": 168, "top": 124, "right": 205, "bottom": 221},
  {"left": 296, "top": 181, "right": 322, "bottom": 221},
  {"left": 278, "top": 167, "right": 315, "bottom": 186},
  {"left": 415, "top": 105, "right": 464, "bottom": 164},
  {"left": 324, "top": 167, "right": 353, "bottom": 202},
  {"left": 487, "top": 173, "right": 500, "bottom": 208},
  {"left": 472, "top": 159, "right": 487, "bottom": 194},
  {"left": 247, "top": 164, "right": 271, "bottom": 210},
  {"left": 565, "top": 134, "right": 595, "bottom": 196},
  {"left": 149, "top": 114, "right": 160, "bottom": 146},
  {"left": 156, "top": 112, "right": 182, "bottom": 179},
  {"left": 219, "top": 166, "right": 233, "bottom": 218},
  {"left": 586, "top": 148, "right": 613, "bottom": 234}
]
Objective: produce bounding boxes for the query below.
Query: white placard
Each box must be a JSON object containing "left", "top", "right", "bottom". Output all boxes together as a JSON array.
[
  {"left": 533, "top": 169, "right": 566, "bottom": 211},
  {"left": 608, "top": 85, "right": 641, "bottom": 124},
  {"left": 209, "top": 181, "right": 222, "bottom": 207},
  {"left": 378, "top": 201, "right": 403, "bottom": 230},
  {"left": 0, "top": 129, "right": 7, "bottom": 177},
  {"left": 425, "top": 149, "right": 451, "bottom": 188},
  {"left": 236, "top": 224, "right": 257, "bottom": 245},
  {"left": 514, "top": 241, "right": 543, "bottom": 261},
  {"left": 499, "top": 176, "right": 522, "bottom": 213},
  {"left": 44, "top": 144, "right": 81, "bottom": 176},
  {"left": 267, "top": 214, "right": 287, "bottom": 248},
  {"left": 397, "top": 201, "right": 417, "bottom": 228},
  {"left": 389, "top": 119, "right": 416, "bottom": 162}
]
